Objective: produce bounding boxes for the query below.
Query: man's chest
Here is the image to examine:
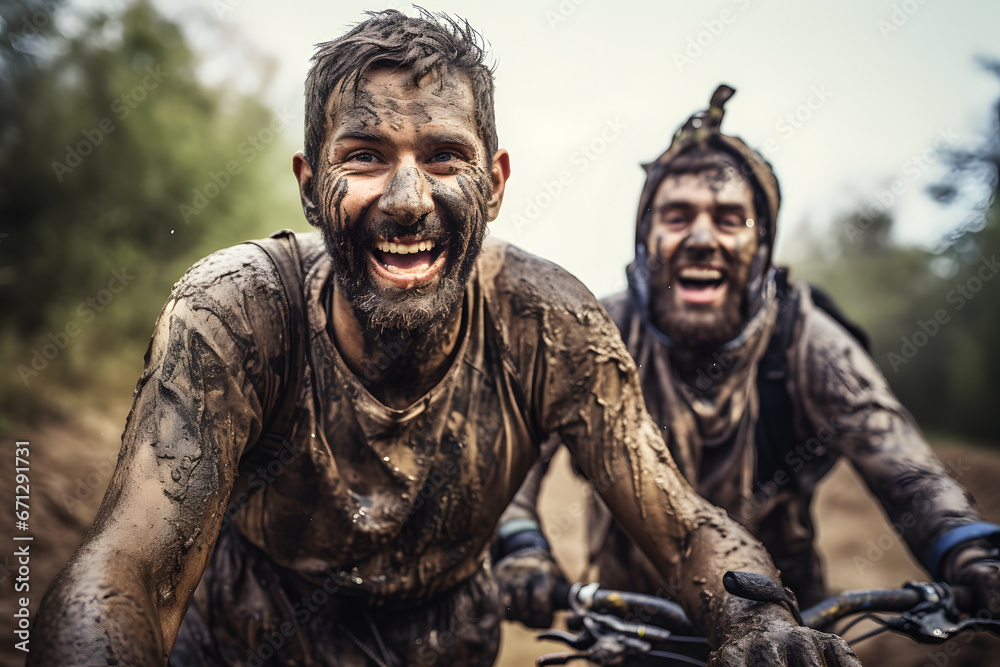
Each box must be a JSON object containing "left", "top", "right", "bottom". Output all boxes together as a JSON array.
[{"left": 234, "top": 342, "right": 538, "bottom": 585}]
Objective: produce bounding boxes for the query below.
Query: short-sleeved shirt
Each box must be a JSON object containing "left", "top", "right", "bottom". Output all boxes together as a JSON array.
[{"left": 128, "top": 231, "right": 682, "bottom": 612}]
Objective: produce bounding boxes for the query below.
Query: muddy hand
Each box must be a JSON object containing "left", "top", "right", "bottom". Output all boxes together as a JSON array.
[
  {"left": 952, "top": 550, "right": 1000, "bottom": 618},
  {"left": 707, "top": 617, "right": 861, "bottom": 666},
  {"left": 493, "top": 548, "right": 567, "bottom": 629}
]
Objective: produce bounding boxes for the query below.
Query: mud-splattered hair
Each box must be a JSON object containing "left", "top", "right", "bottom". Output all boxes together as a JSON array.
[{"left": 303, "top": 8, "right": 498, "bottom": 170}]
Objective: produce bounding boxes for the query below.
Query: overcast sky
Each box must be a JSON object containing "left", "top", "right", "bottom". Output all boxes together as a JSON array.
[{"left": 77, "top": 0, "right": 1000, "bottom": 297}]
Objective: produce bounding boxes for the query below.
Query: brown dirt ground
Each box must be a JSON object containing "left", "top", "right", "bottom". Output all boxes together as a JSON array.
[{"left": 2, "top": 407, "right": 998, "bottom": 666}]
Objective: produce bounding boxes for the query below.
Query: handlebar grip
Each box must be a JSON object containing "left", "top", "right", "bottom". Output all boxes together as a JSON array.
[
  {"left": 723, "top": 571, "right": 794, "bottom": 606},
  {"left": 552, "top": 579, "right": 573, "bottom": 611},
  {"left": 948, "top": 584, "right": 976, "bottom": 614}
]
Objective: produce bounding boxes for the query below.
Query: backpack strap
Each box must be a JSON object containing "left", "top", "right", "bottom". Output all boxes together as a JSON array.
[
  {"left": 754, "top": 268, "right": 802, "bottom": 484},
  {"left": 807, "top": 284, "right": 871, "bottom": 352},
  {"left": 242, "top": 229, "right": 308, "bottom": 469},
  {"left": 754, "top": 269, "right": 870, "bottom": 483}
]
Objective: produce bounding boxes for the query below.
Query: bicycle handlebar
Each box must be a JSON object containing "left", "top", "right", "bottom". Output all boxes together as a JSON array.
[
  {"left": 553, "top": 581, "right": 697, "bottom": 635},
  {"left": 800, "top": 580, "right": 976, "bottom": 633},
  {"left": 538, "top": 577, "right": 995, "bottom": 666},
  {"left": 554, "top": 576, "right": 982, "bottom": 635}
]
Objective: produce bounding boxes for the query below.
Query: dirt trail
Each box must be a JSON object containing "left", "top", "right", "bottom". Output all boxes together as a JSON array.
[
  {"left": 3, "top": 407, "right": 999, "bottom": 666},
  {"left": 0, "top": 406, "right": 127, "bottom": 667}
]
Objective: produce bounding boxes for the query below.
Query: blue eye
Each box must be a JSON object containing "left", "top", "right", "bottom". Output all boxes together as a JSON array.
[{"left": 432, "top": 152, "right": 455, "bottom": 163}]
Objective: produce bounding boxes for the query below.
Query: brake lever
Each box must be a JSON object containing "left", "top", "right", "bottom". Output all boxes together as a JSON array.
[
  {"left": 536, "top": 629, "right": 595, "bottom": 650},
  {"left": 536, "top": 631, "right": 651, "bottom": 666},
  {"left": 881, "top": 611, "right": 1000, "bottom": 643},
  {"left": 536, "top": 651, "right": 592, "bottom": 665},
  {"left": 957, "top": 617, "right": 1000, "bottom": 636}
]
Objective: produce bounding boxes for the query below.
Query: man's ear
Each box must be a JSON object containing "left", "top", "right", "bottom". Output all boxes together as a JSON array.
[
  {"left": 486, "top": 149, "right": 511, "bottom": 222},
  {"left": 292, "top": 152, "right": 320, "bottom": 227}
]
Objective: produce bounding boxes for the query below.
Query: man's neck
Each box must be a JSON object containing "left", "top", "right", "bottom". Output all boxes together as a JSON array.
[
  {"left": 330, "top": 284, "right": 465, "bottom": 410},
  {"left": 668, "top": 345, "right": 715, "bottom": 386}
]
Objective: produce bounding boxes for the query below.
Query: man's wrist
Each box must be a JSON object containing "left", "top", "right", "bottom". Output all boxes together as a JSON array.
[
  {"left": 495, "top": 519, "right": 551, "bottom": 560},
  {"left": 944, "top": 540, "right": 1000, "bottom": 581},
  {"left": 707, "top": 592, "right": 800, "bottom": 648},
  {"left": 926, "top": 522, "right": 1000, "bottom": 580}
]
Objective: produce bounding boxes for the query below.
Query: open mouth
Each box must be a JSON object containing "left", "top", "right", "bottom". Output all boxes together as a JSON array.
[
  {"left": 368, "top": 236, "right": 449, "bottom": 289},
  {"left": 675, "top": 265, "right": 728, "bottom": 304}
]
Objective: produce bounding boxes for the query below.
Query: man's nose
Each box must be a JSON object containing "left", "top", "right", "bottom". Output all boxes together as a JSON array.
[
  {"left": 685, "top": 212, "right": 719, "bottom": 248},
  {"left": 378, "top": 164, "right": 433, "bottom": 225}
]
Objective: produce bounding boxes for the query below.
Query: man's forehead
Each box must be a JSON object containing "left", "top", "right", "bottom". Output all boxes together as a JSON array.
[
  {"left": 655, "top": 170, "right": 753, "bottom": 203},
  {"left": 324, "top": 67, "right": 477, "bottom": 134}
]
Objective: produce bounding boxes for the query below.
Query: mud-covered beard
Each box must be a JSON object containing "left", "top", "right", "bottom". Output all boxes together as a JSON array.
[
  {"left": 317, "top": 187, "right": 488, "bottom": 358},
  {"left": 648, "top": 244, "right": 749, "bottom": 350}
]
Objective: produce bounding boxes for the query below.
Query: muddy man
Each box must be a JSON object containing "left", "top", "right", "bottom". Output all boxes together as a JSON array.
[{"left": 32, "top": 12, "right": 861, "bottom": 667}]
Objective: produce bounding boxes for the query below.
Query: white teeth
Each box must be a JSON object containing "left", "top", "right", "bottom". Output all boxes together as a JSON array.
[
  {"left": 679, "top": 267, "right": 723, "bottom": 280},
  {"left": 375, "top": 239, "right": 436, "bottom": 254}
]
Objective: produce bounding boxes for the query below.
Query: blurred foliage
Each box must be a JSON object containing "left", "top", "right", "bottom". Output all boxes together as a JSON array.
[
  {"left": 0, "top": 0, "right": 305, "bottom": 430},
  {"left": 791, "top": 61, "right": 1000, "bottom": 444}
]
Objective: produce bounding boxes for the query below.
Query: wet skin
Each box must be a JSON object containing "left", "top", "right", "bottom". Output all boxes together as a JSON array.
[
  {"left": 646, "top": 169, "right": 758, "bottom": 348},
  {"left": 292, "top": 68, "right": 510, "bottom": 408}
]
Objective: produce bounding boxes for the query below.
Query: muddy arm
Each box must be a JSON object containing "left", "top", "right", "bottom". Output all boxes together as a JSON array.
[
  {"left": 31, "top": 251, "right": 276, "bottom": 665},
  {"left": 793, "top": 302, "right": 984, "bottom": 573},
  {"left": 525, "top": 293, "right": 793, "bottom": 648},
  {"left": 552, "top": 368, "right": 790, "bottom": 646},
  {"left": 30, "top": 444, "right": 230, "bottom": 666}
]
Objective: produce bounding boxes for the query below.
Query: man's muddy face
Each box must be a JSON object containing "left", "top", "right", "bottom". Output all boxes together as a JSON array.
[
  {"left": 298, "top": 67, "right": 502, "bottom": 332},
  {"left": 646, "top": 168, "right": 758, "bottom": 347}
]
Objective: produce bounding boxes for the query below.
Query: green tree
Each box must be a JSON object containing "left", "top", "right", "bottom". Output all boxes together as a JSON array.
[
  {"left": 0, "top": 0, "right": 304, "bottom": 429},
  {"left": 791, "top": 61, "right": 1000, "bottom": 443}
]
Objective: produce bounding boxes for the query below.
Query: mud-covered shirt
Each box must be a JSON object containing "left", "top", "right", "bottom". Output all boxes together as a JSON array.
[{"left": 127, "top": 232, "right": 706, "bottom": 608}]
